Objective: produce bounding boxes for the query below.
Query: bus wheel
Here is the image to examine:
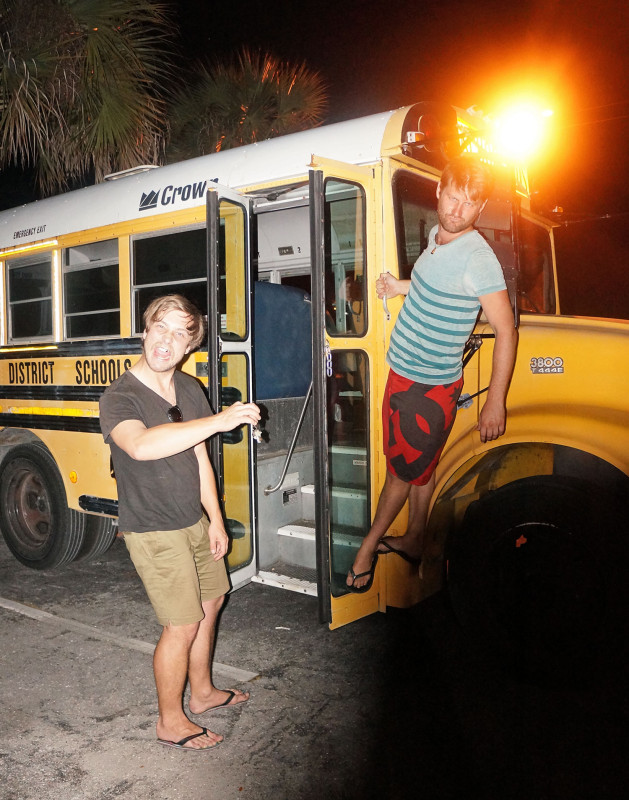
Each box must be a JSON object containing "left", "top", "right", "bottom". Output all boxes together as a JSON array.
[
  {"left": 0, "top": 444, "right": 86, "bottom": 570},
  {"left": 446, "top": 476, "right": 625, "bottom": 681},
  {"left": 75, "top": 515, "right": 118, "bottom": 561}
]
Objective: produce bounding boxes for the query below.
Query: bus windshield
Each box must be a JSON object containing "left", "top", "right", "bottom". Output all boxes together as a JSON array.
[{"left": 554, "top": 218, "right": 629, "bottom": 320}]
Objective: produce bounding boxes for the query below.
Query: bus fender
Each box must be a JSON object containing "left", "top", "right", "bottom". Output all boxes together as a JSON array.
[
  {"left": 0, "top": 428, "right": 44, "bottom": 466},
  {"left": 422, "top": 441, "right": 629, "bottom": 604}
]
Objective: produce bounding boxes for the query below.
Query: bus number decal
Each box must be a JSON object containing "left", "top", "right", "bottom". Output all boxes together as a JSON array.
[{"left": 530, "top": 357, "right": 564, "bottom": 374}]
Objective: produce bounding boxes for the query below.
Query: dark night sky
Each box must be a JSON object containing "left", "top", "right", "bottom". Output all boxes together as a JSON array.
[
  {"left": 175, "top": 0, "right": 629, "bottom": 218},
  {"left": 1, "top": 0, "right": 628, "bottom": 220}
]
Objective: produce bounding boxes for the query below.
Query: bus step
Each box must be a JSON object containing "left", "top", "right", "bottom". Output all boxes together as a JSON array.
[
  {"left": 329, "top": 445, "right": 368, "bottom": 488},
  {"left": 301, "top": 484, "right": 368, "bottom": 529},
  {"left": 277, "top": 521, "right": 316, "bottom": 569},
  {"left": 301, "top": 484, "right": 314, "bottom": 520},
  {"left": 252, "top": 561, "right": 317, "bottom": 596},
  {"left": 331, "top": 486, "right": 369, "bottom": 530}
]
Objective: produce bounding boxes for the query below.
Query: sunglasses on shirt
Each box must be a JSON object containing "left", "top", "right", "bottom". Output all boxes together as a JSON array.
[{"left": 167, "top": 405, "right": 183, "bottom": 423}]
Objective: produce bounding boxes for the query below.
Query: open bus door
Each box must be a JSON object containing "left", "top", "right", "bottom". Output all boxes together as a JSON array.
[
  {"left": 206, "top": 188, "right": 257, "bottom": 589},
  {"left": 309, "top": 160, "right": 384, "bottom": 629}
]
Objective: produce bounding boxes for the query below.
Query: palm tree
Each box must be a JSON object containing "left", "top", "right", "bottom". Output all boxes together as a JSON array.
[
  {"left": 0, "top": 0, "right": 173, "bottom": 195},
  {"left": 167, "top": 47, "right": 327, "bottom": 161}
]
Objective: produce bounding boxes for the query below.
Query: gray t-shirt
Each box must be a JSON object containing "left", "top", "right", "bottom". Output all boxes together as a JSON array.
[{"left": 99, "top": 369, "right": 212, "bottom": 533}]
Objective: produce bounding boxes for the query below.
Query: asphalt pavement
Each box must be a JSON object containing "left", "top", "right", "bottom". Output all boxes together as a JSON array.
[{"left": 0, "top": 535, "right": 627, "bottom": 800}]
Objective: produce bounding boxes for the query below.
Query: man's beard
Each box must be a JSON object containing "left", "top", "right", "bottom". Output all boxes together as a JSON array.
[{"left": 437, "top": 210, "right": 476, "bottom": 235}]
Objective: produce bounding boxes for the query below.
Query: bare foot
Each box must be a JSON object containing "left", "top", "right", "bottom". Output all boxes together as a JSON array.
[
  {"left": 377, "top": 535, "right": 422, "bottom": 563},
  {"left": 346, "top": 543, "right": 378, "bottom": 590},
  {"left": 157, "top": 720, "right": 223, "bottom": 750},
  {"left": 189, "top": 688, "right": 250, "bottom": 715}
]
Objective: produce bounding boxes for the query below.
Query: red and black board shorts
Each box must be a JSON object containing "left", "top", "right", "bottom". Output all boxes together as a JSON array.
[{"left": 383, "top": 369, "right": 464, "bottom": 485}]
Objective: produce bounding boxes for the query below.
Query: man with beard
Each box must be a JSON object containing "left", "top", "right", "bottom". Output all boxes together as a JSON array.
[
  {"left": 347, "top": 156, "right": 517, "bottom": 592},
  {"left": 100, "top": 294, "right": 260, "bottom": 749}
]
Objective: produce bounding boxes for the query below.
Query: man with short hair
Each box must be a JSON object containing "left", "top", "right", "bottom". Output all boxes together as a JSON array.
[
  {"left": 100, "top": 294, "right": 260, "bottom": 750},
  {"left": 347, "top": 156, "right": 517, "bottom": 592}
]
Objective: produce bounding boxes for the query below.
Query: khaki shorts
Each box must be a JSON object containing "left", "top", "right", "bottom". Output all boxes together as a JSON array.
[{"left": 123, "top": 517, "right": 230, "bottom": 626}]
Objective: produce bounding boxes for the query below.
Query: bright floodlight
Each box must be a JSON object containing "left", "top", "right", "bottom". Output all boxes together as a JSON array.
[{"left": 492, "top": 105, "right": 553, "bottom": 160}]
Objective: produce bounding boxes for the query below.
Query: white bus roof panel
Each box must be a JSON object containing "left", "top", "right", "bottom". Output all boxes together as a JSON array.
[{"left": 0, "top": 109, "right": 397, "bottom": 251}]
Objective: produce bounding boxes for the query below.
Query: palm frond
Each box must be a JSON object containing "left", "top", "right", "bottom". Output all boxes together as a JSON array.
[
  {"left": 0, "top": 31, "right": 65, "bottom": 169},
  {"left": 167, "top": 47, "right": 328, "bottom": 162},
  {"left": 0, "top": 0, "right": 173, "bottom": 194}
]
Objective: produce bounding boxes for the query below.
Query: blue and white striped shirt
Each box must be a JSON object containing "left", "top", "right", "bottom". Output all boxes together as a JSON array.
[{"left": 387, "top": 227, "right": 506, "bottom": 384}]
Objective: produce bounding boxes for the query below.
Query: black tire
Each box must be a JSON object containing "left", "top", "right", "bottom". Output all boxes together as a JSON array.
[
  {"left": 0, "top": 444, "right": 86, "bottom": 569},
  {"left": 75, "top": 514, "right": 118, "bottom": 561},
  {"left": 446, "top": 476, "right": 627, "bottom": 680}
]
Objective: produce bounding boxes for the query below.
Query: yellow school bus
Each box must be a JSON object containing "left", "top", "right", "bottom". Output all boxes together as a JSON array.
[{"left": 0, "top": 102, "right": 627, "bottom": 647}]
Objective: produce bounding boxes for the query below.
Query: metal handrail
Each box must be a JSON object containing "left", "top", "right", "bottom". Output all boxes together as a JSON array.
[{"left": 264, "top": 382, "right": 313, "bottom": 495}]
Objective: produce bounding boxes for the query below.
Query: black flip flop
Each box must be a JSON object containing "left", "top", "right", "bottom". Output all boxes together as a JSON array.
[
  {"left": 377, "top": 538, "right": 421, "bottom": 565},
  {"left": 212, "top": 689, "right": 250, "bottom": 708},
  {"left": 346, "top": 553, "right": 378, "bottom": 593},
  {"left": 157, "top": 727, "right": 221, "bottom": 751}
]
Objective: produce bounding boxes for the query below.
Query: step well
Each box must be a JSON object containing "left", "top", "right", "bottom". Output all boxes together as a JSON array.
[{"left": 277, "top": 520, "right": 316, "bottom": 569}]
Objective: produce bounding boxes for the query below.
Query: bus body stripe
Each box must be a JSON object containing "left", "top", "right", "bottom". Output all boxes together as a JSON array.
[
  {"left": 0, "top": 413, "right": 101, "bottom": 434},
  {"left": 0, "top": 386, "right": 104, "bottom": 401},
  {"left": 0, "top": 338, "right": 142, "bottom": 359}
]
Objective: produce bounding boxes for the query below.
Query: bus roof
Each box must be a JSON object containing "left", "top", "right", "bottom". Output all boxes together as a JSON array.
[{"left": 0, "top": 108, "right": 401, "bottom": 252}]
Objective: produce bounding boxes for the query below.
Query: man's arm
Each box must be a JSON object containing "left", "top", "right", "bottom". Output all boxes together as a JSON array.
[
  {"left": 196, "top": 442, "right": 229, "bottom": 560},
  {"left": 477, "top": 288, "right": 518, "bottom": 443},
  {"left": 109, "top": 401, "right": 260, "bottom": 461}
]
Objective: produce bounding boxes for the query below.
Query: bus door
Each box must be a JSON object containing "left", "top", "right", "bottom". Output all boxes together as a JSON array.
[
  {"left": 206, "top": 188, "right": 257, "bottom": 589},
  {"left": 309, "top": 160, "right": 381, "bottom": 628}
]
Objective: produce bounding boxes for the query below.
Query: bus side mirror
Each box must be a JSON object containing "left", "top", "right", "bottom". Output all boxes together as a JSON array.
[{"left": 478, "top": 198, "right": 512, "bottom": 232}]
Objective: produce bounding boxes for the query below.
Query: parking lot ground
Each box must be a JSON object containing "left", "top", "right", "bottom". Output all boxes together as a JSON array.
[
  {"left": 0, "top": 536, "right": 393, "bottom": 800},
  {"left": 1, "top": 535, "right": 628, "bottom": 800}
]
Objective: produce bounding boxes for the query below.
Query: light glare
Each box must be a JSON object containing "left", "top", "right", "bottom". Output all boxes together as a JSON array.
[{"left": 492, "top": 105, "right": 553, "bottom": 160}]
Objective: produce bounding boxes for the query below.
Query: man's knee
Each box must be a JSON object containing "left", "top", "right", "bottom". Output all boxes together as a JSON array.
[
  {"left": 383, "top": 469, "right": 411, "bottom": 496},
  {"left": 385, "top": 469, "right": 407, "bottom": 487},
  {"left": 162, "top": 619, "right": 201, "bottom": 646},
  {"left": 202, "top": 594, "right": 225, "bottom": 616}
]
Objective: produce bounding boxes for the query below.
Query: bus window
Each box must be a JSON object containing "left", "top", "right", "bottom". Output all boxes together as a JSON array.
[
  {"left": 6, "top": 254, "right": 53, "bottom": 341},
  {"left": 132, "top": 227, "right": 207, "bottom": 331},
  {"left": 327, "top": 348, "right": 370, "bottom": 595},
  {"left": 220, "top": 351, "right": 254, "bottom": 570},
  {"left": 517, "top": 217, "right": 556, "bottom": 315},
  {"left": 64, "top": 239, "right": 120, "bottom": 338},
  {"left": 324, "top": 181, "right": 366, "bottom": 336},
  {"left": 219, "top": 199, "right": 247, "bottom": 341},
  {"left": 553, "top": 218, "right": 629, "bottom": 320},
  {"left": 392, "top": 172, "right": 439, "bottom": 280}
]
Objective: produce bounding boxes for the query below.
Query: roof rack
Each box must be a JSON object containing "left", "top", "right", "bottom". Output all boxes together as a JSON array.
[{"left": 103, "top": 165, "right": 159, "bottom": 181}]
